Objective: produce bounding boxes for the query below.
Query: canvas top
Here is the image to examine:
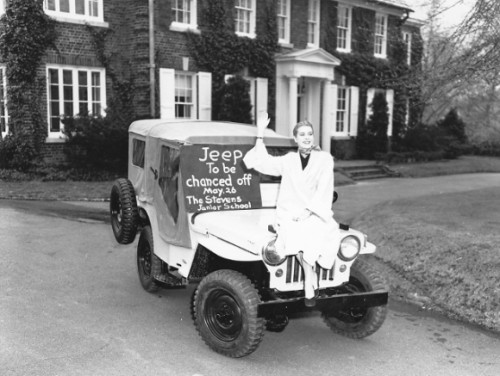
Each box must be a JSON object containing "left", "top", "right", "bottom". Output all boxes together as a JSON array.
[{"left": 129, "top": 119, "right": 296, "bottom": 147}]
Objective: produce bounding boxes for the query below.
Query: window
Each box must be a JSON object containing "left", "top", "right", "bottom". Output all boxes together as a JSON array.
[
  {"left": 47, "top": 66, "right": 106, "bottom": 136},
  {"left": 0, "top": 1, "right": 5, "bottom": 16},
  {"left": 0, "top": 67, "right": 8, "bottom": 138},
  {"left": 235, "top": 0, "right": 255, "bottom": 38},
  {"left": 403, "top": 31, "right": 412, "bottom": 65},
  {"left": 337, "top": 5, "right": 352, "bottom": 52},
  {"left": 175, "top": 73, "right": 195, "bottom": 119},
  {"left": 132, "top": 139, "right": 145, "bottom": 168},
  {"left": 336, "top": 87, "right": 348, "bottom": 134},
  {"left": 159, "top": 145, "right": 181, "bottom": 224},
  {"left": 44, "top": 0, "right": 104, "bottom": 23},
  {"left": 171, "top": 0, "right": 197, "bottom": 31},
  {"left": 374, "top": 13, "right": 388, "bottom": 58},
  {"left": 307, "top": 0, "right": 320, "bottom": 47},
  {"left": 277, "top": 0, "right": 291, "bottom": 44}
]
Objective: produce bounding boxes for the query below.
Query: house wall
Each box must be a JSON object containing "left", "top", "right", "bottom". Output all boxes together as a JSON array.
[{"left": 0, "top": 0, "right": 422, "bottom": 164}]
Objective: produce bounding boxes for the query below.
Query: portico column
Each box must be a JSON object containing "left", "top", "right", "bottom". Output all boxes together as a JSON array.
[{"left": 288, "top": 76, "right": 298, "bottom": 135}]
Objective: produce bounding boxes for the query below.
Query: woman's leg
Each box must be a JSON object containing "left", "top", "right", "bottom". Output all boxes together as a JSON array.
[{"left": 297, "top": 252, "right": 318, "bottom": 301}]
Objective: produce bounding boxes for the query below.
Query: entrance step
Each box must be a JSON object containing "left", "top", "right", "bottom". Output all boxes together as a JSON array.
[{"left": 336, "top": 164, "right": 400, "bottom": 181}]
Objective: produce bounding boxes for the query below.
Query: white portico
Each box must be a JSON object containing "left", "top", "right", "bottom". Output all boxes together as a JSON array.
[{"left": 275, "top": 48, "right": 341, "bottom": 153}]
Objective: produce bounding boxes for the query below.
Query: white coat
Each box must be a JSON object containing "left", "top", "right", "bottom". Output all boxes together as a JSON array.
[{"left": 243, "top": 142, "right": 341, "bottom": 269}]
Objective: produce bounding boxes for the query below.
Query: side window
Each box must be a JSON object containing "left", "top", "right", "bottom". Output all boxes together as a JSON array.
[
  {"left": 132, "top": 139, "right": 145, "bottom": 168},
  {"left": 159, "top": 146, "right": 181, "bottom": 223}
]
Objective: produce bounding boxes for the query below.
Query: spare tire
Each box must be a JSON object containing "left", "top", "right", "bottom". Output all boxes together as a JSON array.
[{"left": 110, "top": 178, "right": 139, "bottom": 244}]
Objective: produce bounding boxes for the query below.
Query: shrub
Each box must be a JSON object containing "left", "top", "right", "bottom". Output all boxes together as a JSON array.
[
  {"left": 62, "top": 114, "right": 128, "bottom": 173},
  {"left": 437, "top": 108, "right": 468, "bottom": 144},
  {"left": 356, "top": 92, "right": 389, "bottom": 158},
  {"left": 218, "top": 75, "right": 253, "bottom": 124}
]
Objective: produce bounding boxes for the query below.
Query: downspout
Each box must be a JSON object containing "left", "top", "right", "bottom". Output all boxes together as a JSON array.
[{"left": 149, "top": 0, "right": 155, "bottom": 118}]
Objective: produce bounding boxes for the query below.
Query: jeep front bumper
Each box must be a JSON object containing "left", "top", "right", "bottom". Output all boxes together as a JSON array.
[{"left": 257, "top": 290, "right": 388, "bottom": 317}]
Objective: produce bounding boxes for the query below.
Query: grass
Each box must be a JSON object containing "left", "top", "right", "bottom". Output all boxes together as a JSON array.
[
  {"left": 389, "top": 155, "right": 500, "bottom": 178},
  {"left": 352, "top": 188, "right": 500, "bottom": 332}
]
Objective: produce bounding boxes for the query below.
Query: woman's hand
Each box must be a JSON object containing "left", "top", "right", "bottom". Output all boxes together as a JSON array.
[{"left": 257, "top": 112, "right": 270, "bottom": 138}]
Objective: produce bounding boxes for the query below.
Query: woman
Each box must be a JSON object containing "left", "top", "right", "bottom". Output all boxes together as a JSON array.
[{"left": 243, "top": 114, "right": 341, "bottom": 307}]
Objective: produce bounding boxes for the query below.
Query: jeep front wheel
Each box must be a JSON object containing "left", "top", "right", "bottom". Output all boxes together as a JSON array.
[
  {"left": 137, "top": 225, "right": 162, "bottom": 293},
  {"left": 110, "top": 178, "right": 138, "bottom": 244},
  {"left": 322, "top": 257, "right": 388, "bottom": 339},
  {"left": 193, "top": 270, "right": 265, "bottom": 358}
]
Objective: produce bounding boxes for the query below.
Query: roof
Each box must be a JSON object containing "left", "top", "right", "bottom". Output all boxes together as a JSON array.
[
  {"left": 371, "top": 0, "right": 413, "bottom": 12},
  {"left": 129, "top": 119, "right": 296, "bottom": 147}
]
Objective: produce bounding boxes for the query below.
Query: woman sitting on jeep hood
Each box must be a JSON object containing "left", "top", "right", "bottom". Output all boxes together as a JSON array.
[{"left": 243, "top": 114, "right": 341, "bottom": 306}]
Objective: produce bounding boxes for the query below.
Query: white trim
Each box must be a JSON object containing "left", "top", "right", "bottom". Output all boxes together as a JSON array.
[
  {"left": 44, "top": 0, "right": 106, "bottom": 24},
  {"left": 0, "top": 66, "right": 8, "bottom": 138},
  {"left": 170, "top": 0, "right": 199, "bottom": 33},
  {"left": 235, "top": 0, "right": 256, "bottom": 38},
  {"left": 336, "top": 5, "right": 352, "bottom": 53},
  {"left": 307, "top": 0, "right": 320, "bottom": 48},
  {"left": 46, "top": 64, "right": 107, "bottom": 139},
  {"left": 374, "top": 13, "right": 388, "bottom": 59},
  {"left": 337, "top": 0, "right": 411, "bottom": 17},
  {"left": 0, "top": 0, "right": 5, "bottom": 16},
  {"left": 197, "top": 72, "right": 212, "bottom": 121},
  {"left": 402, "top": 30, "right": 412, "bottom": 65},
  {"left": 277, "top": 0, "right": 291, "bottom": 45}
]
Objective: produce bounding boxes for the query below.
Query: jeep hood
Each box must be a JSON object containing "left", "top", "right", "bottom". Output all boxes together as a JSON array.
[{"left": 190, "top": 208, "right": 277, "bottom": 254}]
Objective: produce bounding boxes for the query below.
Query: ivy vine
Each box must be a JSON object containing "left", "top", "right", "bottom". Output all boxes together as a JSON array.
[
  {"left": 0, "top": 0, "right": 56, "bottom": 170},
  {"left": 187, "top": 0, "right": 278, "bottom": 122}
]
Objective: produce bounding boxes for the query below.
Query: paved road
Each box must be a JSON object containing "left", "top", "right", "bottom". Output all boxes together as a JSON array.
[{"left": 1, "top": 174, "right": 499, "bottom": 376}]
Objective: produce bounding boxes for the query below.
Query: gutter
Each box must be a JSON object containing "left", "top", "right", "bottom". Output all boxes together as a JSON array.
[{"left": 149, "top": 0, "right": 155, "bottom": 118}]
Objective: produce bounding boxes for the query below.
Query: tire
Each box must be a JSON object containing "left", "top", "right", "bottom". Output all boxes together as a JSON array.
[
  {"left": 137, "top": 226, "right": 162, "bottom": 293},
  {"left": 322, "top": 257, "right": 388, "bottom": 339},
  {"left": 193, "top": 270, "right": 265, "bottom": 358},
  {"left": 110, "top": 178, "right": 139, "bottom": 245}
]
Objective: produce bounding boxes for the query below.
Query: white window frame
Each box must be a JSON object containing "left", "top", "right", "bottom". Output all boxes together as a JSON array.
[
  {"left": 235, "top": 0, "right": 256, "bottom": 38},
  {"left": 336, "top": 5, "right": 352, "bottom": 53},
  {"left": 334, "top": 86, "right": 349, "bottom": 136},
  {"left": 307, "top": 0, "right": 320, "bottom": 47},
  {"left": 170, "top": 0, "right": 198, "bottom": 33},
  {"left": 46, "top": 65, "right": 107, "bottom": 139},
  {"left": 403, "top": 30, "right": 412, "bottom": 65},
  {"left": 277, "top": 0, "right": 291, "bottom": 45},
  {"left": 0, "top": 1, "right": 5, "bottom": 16},
  {"left": 374, "top": 13, "right": 388, "bottom": 58},
  {"left": 43, "top": 0, "right": 107, "bottom": 26},
  {"left": 174, "top": 72, "right": 196, "bottom": 119},
  {"left": 0, "top": 66, "right": 8, "bottom": 138}
]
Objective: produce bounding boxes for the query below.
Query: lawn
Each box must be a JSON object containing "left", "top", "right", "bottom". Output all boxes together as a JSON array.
[
  {"left": 389, "top": 155, "right": 500, "bottom": 178},
  {"left": 352, "top": 187, "right": 500, "bottom": 332}
]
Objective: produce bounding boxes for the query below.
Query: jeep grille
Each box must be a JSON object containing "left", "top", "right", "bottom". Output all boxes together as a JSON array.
[{"left": 285, "top": 256, "right": 334, "bottom": 283}]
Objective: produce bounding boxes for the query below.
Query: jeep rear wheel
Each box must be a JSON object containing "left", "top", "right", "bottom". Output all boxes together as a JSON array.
[
  {"left": 193, "top": 270, "right": 265, "bottom": 358},
  {"left": 137, "top": 225, "right": 162, "bottom": 293},
  {"left": 322, "top": 257, "right": 388, "bottom": 339},
  {"left": 110, "top": 178, "right": 138, "bottom": 244}
]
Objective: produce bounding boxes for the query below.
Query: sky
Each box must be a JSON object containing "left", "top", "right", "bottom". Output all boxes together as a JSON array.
[{"left": 410, "top": 0, "right": 476, "bottom": 31}]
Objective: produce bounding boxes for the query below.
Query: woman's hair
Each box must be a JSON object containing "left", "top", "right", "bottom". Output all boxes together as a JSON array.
[{"left": 293, "top": 120, "right": 314, "bottom": 136}]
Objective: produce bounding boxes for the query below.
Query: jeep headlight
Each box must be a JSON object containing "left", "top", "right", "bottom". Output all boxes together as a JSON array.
[
  {"left": 262, "top": 238, "right": 286, "bottom": 266},
  {"left": 338, "top": 236, "right": 361, "bottom": 262}
]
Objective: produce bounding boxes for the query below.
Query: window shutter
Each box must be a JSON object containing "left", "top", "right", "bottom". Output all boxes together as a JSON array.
[
  {"left": 197, "top": 71, "right": 212, "bottom": 120},
  {"left": 159, "top": 68, "right": 175, "bottom": 119},
  {"left": 255, "top": 77, "right": 268, "bottom": 125},
  {"left": 349, "top": 86, "right": 359, "bottom": 136},
  {"left": 321, "top": 83, "right": 337, "bottom": 152},
  {"left": 386, "top": 89, "right": 394, "bottom": 136},
  {"left": 366, "top": 88, "right": 375, "bottom": 120}
]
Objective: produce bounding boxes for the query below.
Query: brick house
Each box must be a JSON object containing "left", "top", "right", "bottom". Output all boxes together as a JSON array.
[{"left": 0, "top": 0, "right": 423, "bottom": 161}]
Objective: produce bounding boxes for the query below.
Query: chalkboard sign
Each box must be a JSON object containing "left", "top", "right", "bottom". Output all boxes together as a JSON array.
[{"left": 180, "top": 144, "right": 262, "bottom": 213}]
